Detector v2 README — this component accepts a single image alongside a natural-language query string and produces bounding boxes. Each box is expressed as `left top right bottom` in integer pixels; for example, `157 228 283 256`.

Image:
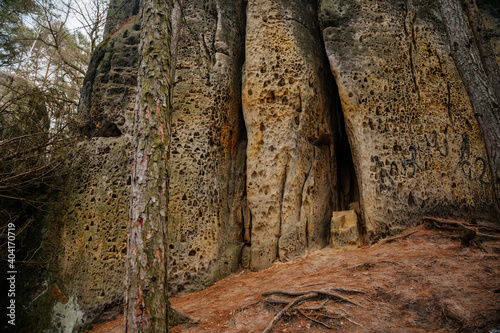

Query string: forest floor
90 223 500 332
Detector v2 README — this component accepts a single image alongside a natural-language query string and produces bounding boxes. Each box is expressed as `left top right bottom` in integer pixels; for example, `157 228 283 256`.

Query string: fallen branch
375 230 420 246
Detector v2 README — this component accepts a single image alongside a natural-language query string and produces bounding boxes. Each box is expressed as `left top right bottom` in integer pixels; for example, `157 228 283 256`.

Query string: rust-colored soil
91 226 500 332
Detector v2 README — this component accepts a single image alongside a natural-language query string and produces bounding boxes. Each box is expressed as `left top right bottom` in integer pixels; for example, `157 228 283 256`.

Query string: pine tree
124 0 187 331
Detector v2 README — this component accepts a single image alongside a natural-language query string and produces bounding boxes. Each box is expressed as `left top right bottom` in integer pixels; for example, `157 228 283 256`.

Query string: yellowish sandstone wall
320 0 496 238
243 0 339 270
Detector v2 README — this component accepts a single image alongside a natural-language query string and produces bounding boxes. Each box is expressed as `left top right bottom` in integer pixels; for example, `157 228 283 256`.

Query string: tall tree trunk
124 0 177 331
438 0 500 215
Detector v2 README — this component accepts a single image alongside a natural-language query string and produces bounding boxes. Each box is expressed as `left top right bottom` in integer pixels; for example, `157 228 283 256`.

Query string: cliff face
19 17 141 333
243 0 339 270
24 0 498 331
167 0 247 294
320 0 496 237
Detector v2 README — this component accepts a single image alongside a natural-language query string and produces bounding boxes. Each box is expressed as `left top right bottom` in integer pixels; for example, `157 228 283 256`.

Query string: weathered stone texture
243 0 338 271
167 0 247 294
56 137 132 330
77 17 141 138
20 1 500 330
320 0 496 239
330 210 360 249
40 14 140 330
104 0 140 36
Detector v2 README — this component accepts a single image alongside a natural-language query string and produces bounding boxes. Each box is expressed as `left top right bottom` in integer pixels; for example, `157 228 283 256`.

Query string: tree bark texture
125 0 173 331
438 0 500 215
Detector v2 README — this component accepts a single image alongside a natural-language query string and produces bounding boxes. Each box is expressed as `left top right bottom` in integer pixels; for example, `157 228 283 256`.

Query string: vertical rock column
243 0 338 271
167 0 247 294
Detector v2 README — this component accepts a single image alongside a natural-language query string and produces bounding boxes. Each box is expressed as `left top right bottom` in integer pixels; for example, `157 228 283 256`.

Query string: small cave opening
327 73 367 244
237 0 249 253
333 93 360 212
317 23 363 238
237 91 249 248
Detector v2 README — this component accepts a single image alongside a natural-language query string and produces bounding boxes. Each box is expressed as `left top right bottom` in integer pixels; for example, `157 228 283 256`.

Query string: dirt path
91 226 500 332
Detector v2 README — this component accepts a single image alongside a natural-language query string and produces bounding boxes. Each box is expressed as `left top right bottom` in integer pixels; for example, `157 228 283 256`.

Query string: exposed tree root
264 298 290 305
263 292 318 333
262 287 365 297
296 309 332 329
423 216 500 253
168 307 195 328
424 216 500 240
262 288 364 332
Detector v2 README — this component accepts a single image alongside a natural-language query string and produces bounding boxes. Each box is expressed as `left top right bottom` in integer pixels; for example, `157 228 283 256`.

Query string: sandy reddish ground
90 225 500 332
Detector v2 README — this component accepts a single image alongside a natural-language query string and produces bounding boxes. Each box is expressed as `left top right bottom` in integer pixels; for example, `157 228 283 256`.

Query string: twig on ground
375 230 420 246
296 309 332 329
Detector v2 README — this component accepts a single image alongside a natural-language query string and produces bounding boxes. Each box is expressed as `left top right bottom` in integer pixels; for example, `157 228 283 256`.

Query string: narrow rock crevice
316 9 362 234
404 0 421 101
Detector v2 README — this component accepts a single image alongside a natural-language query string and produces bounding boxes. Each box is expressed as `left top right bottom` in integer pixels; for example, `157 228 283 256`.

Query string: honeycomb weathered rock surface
19 1 500 331
243 0 339 270
39 15 141 331
167 0 247 294
320 0 496 239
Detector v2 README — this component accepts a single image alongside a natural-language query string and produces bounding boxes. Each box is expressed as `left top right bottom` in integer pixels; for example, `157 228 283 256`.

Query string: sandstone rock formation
17 0 499 331
54 15 141 327
22 14 141 332
243 0 339 270
320 0 496 238
54 137 132 331
167 0 247 294
479 1 500 65
77 12 140 137
331 209 360 249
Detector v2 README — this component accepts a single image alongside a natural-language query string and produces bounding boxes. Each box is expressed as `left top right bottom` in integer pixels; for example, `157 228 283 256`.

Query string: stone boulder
330 210 361 249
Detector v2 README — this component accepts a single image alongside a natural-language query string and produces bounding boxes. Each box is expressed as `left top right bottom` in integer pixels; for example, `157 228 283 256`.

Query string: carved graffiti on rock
424 124 449 157
372 124 489 193
456 133 489 184
393 143 422 178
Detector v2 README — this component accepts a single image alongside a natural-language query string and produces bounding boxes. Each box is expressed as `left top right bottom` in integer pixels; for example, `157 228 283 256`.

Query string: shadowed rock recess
17 0 498 331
